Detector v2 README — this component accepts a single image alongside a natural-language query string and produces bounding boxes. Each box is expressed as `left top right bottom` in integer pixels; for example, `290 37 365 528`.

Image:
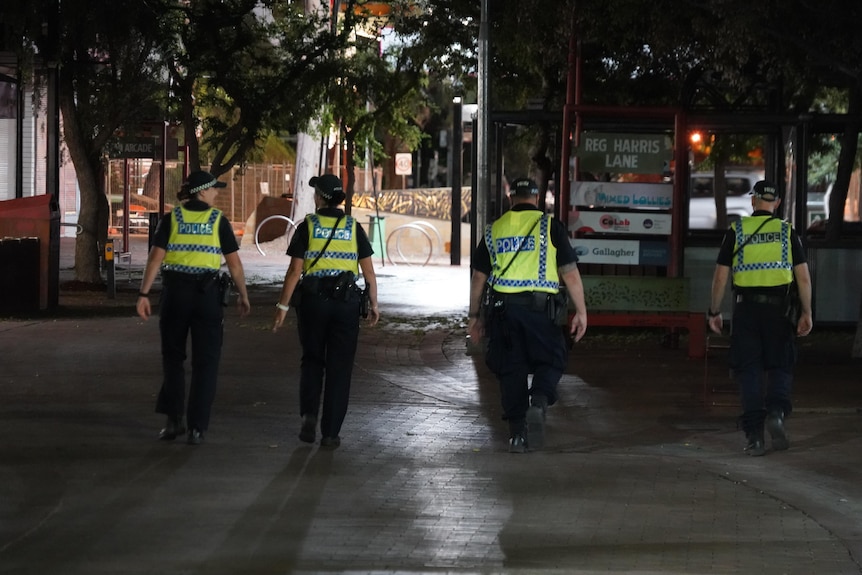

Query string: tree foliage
7 0 862 280
2 0 170 282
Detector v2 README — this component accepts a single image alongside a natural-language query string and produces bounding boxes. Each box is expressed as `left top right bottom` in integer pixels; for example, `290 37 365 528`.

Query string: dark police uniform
472 202 579 447
715 210 806 446
286 207 374 443
150 197 240 436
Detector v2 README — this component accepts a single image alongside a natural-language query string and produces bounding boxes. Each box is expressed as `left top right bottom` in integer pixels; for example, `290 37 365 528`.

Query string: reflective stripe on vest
303 214 359 277
731 216 793 287
162 206 223 274
485 211 559 294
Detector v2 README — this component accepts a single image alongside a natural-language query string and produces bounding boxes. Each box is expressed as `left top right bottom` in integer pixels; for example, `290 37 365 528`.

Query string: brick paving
0 237 860 574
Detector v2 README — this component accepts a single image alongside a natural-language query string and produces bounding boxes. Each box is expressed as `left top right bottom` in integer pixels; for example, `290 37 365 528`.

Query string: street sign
395 153 412 176
108 137 157 159
575 132 672 174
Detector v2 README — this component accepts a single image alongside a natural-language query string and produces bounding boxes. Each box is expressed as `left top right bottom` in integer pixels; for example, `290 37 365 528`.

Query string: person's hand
136 296 151 320
797 311 813 336
467 316 483 342
272 307 287 333
236 294 251 318
366 305 380 327
708 313 723 334
569 311 587 343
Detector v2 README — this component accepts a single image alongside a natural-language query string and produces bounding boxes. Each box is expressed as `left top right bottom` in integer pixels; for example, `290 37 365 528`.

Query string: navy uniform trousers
156 272 224 432
296 288 361 439
730 299 796 434
484 296 568 423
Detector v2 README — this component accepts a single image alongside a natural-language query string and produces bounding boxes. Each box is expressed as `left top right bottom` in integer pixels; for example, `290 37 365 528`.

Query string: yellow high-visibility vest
731 216 793 287
485 211 559 294
162 206 223 274
304 214 359 277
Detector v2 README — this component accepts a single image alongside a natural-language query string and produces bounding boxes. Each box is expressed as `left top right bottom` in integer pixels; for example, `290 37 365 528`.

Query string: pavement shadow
192 445 333 574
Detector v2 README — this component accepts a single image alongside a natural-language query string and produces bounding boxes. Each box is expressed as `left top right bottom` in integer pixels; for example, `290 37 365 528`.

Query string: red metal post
559 15 579 229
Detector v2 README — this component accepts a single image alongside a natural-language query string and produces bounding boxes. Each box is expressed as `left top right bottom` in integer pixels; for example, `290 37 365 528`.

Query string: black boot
527 394 548 450
508 419 527 453
158 415 185 441
766 409 789 451
530 394 548 420
744 429 766 456
299 414 317 443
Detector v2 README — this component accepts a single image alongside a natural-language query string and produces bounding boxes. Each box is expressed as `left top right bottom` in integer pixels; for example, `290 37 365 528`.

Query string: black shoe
158 416 185 441
744 431 766 456
526 405 545 450
320 436 341 449
187 428 204 445
299 415 317 443
530 394 548 420
508 433 527 453
766 411 789 451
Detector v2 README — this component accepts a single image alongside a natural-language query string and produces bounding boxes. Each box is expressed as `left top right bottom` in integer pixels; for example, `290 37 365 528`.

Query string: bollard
368 215 387 266
105 239 116 299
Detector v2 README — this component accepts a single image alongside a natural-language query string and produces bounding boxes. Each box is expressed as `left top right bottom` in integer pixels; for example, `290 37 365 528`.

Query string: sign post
395 152 412 189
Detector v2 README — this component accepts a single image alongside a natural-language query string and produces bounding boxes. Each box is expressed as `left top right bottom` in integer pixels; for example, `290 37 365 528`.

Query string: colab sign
569 210 672 236
576 132 672 174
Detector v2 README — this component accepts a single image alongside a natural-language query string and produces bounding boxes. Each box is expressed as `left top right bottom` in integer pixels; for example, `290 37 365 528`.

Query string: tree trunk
59 72 107 284
344 129 356 216
530 124 555 212
71 159 109 285
292 130 322 222
826 86 860 242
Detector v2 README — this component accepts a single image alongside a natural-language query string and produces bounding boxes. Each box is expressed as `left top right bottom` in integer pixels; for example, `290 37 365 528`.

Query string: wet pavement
0 236 861 574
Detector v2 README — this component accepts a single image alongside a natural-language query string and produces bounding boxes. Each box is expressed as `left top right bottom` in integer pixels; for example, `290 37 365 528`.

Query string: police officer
468 177 588 453
137 170 251 445
272 173 380 449
708 180 813 456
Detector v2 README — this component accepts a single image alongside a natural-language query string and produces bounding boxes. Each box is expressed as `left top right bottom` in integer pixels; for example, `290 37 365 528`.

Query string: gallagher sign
570 238 669 266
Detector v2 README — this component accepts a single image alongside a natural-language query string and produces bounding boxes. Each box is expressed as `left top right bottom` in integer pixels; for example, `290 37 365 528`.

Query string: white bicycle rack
386 222 442 266
254 214 297 256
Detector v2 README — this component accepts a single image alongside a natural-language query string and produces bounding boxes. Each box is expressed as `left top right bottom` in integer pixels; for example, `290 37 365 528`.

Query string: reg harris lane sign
576 132 672 174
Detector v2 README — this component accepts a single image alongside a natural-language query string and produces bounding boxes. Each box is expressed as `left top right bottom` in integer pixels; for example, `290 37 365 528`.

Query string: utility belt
292 272 369 318
162 269 219 284
301 273 357 300
495 291 550 310
735 285 800 326
486 289 569 325
162 269 232 306
735 293 785 306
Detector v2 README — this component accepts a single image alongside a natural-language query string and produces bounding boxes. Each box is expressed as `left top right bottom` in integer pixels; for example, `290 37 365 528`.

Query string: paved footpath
0 237 861 574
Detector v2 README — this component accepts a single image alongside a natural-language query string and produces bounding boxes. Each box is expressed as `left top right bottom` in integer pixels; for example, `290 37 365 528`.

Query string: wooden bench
578 275 706 358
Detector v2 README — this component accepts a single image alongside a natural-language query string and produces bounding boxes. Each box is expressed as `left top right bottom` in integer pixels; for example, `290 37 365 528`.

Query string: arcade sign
108 137 157 159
